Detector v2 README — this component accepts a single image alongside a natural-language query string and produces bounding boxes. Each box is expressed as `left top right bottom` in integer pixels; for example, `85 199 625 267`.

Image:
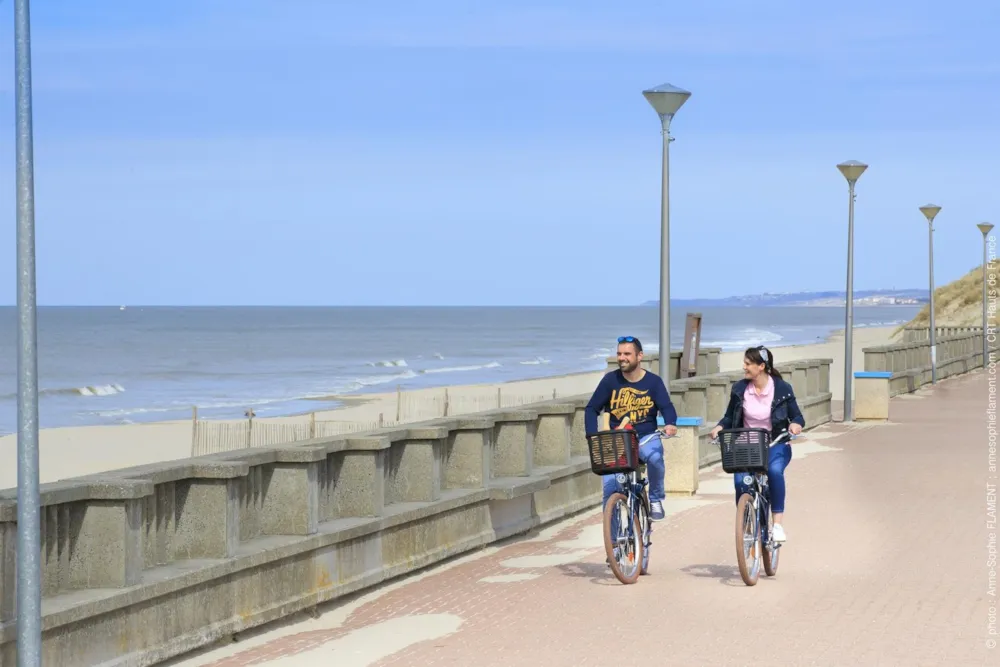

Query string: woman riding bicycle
709 345 804 543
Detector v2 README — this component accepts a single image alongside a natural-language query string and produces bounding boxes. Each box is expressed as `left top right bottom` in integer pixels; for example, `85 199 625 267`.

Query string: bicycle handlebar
709 428 798 447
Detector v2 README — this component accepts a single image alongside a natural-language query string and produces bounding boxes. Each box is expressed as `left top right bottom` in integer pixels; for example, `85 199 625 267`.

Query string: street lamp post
920 204 942 383
978 222 994 367
13 0 43 665
836 160 868 423
642 83 691 379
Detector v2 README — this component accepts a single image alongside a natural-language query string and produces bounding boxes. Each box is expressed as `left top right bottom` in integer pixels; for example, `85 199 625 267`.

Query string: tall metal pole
14 0 42 664
985 232 990 365
843 181 856 422
658 124 671 379
980 223 994 366
928 219 937 383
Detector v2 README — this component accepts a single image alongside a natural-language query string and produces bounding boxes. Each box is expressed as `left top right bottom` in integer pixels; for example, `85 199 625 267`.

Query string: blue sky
0 0 996 306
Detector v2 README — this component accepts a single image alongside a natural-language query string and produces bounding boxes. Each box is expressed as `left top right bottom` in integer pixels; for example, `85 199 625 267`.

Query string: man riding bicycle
585 336 678 520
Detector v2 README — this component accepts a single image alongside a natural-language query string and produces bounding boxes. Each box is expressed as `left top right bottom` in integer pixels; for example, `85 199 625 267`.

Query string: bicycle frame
716 429 795 585
605 432 672 578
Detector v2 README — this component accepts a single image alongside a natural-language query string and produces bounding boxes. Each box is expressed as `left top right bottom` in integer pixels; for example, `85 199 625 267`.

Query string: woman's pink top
742 376 774 430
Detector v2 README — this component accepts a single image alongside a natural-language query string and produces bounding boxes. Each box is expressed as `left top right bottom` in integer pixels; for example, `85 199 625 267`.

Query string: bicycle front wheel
735 492 761 586
603 492 644 585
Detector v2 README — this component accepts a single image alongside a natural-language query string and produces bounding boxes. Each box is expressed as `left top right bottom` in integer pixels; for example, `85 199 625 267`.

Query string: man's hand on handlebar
658 424 677 437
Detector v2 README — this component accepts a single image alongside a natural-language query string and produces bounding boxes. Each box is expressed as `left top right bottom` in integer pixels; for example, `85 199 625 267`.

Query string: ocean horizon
0 305 920 434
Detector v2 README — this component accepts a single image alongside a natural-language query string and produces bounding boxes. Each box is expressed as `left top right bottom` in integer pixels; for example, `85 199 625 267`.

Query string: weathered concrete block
854 371 891 421
533 408 573 467
323 449 385 520
262 462 321 536
385 439 441 504
443 419 491 490
491 412 536 477
174 478 240 560
681 380 709 423
706 377 730 426
64 499 144 589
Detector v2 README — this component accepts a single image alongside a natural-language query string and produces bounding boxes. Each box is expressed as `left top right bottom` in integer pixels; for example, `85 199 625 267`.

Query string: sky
0 0 996 306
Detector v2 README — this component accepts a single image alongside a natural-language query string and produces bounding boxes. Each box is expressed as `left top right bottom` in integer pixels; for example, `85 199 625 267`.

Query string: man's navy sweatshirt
584 369 678 438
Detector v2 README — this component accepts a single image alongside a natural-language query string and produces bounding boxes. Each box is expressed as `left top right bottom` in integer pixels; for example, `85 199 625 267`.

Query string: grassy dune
896 265 986 333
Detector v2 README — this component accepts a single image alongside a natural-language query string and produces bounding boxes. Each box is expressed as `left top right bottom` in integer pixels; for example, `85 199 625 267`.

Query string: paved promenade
166 370 994 667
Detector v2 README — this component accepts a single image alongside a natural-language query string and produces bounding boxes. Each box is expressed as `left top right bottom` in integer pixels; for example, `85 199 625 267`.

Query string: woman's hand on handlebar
789 423 802 436
709 424 722 440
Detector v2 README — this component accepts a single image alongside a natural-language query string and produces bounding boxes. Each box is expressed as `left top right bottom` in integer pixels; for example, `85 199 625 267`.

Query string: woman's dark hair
744 345 783 380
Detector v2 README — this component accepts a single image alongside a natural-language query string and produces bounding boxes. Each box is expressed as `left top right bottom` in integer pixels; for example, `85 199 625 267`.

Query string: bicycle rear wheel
603 492 644 585
735 493 761 586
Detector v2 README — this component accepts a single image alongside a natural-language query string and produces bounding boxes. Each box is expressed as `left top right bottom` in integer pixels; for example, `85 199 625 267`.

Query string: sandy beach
0 325 899 490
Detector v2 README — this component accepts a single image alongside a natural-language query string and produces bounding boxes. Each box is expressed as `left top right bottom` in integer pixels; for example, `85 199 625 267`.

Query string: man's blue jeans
733 442 792 513
601 433 666 508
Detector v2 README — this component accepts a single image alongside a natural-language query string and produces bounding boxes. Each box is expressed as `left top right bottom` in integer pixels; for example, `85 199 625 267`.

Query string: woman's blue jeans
733 442 792 513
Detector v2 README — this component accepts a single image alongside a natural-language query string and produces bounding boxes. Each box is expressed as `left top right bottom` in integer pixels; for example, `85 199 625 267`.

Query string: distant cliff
896 265 987 330
642 288 928 308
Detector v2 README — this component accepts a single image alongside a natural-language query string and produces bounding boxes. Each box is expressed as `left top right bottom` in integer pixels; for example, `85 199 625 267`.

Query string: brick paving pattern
183 371 994 667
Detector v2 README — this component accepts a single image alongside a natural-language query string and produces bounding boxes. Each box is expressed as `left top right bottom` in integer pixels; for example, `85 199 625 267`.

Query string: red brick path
179 371 995 667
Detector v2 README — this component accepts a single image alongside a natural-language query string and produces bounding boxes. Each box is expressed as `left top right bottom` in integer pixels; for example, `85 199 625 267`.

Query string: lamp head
979 222 994 236
919 204 941 223
642 83 691 128
836 160 868 185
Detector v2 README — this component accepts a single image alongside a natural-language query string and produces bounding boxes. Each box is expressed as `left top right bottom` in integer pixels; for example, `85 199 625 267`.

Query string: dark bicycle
585 428 661 584
713 427 794 586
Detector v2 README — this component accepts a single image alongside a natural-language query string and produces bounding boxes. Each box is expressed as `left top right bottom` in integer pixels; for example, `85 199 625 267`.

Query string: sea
0 305 920 434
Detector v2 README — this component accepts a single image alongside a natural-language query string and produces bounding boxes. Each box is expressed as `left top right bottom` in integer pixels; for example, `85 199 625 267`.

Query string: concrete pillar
384 430 444 505
322 440 387 521
443 418 493 490
532 404 574 468
706 377 731 427
260 446 326 536
854 371 892 421
665 417 702 496
491 410 537 478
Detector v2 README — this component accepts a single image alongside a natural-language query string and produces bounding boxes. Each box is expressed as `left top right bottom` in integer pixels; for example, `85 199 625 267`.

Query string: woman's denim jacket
716 376 806 440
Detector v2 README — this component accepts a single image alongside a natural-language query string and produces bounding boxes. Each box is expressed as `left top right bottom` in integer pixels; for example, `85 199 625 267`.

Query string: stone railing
900 325 983 343
0 355 831 666
863 331 990 397
604 347 722 378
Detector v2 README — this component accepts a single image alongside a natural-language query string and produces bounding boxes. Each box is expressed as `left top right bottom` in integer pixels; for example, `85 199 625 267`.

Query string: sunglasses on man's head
618 336 637 343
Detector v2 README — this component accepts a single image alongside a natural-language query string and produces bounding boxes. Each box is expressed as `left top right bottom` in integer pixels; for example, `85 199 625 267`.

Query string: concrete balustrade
901 325 983 343
863 331 993 396
605 347 722 378
0 355 845 666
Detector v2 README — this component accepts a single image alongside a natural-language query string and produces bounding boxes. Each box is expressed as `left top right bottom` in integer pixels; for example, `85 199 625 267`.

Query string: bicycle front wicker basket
586 429 640 475
718 428 771 474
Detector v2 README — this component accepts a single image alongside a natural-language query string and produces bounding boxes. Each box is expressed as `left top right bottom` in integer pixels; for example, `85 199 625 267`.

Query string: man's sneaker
650 500 665 521
771 523 787 542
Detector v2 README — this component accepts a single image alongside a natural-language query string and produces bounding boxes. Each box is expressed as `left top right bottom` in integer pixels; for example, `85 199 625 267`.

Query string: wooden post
443 388 450 417
497 386 501 409
191 406 199 454
309 411 316 438
396 385 402 421
378 412 384 428
245 408 255 449
680 313 703 378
